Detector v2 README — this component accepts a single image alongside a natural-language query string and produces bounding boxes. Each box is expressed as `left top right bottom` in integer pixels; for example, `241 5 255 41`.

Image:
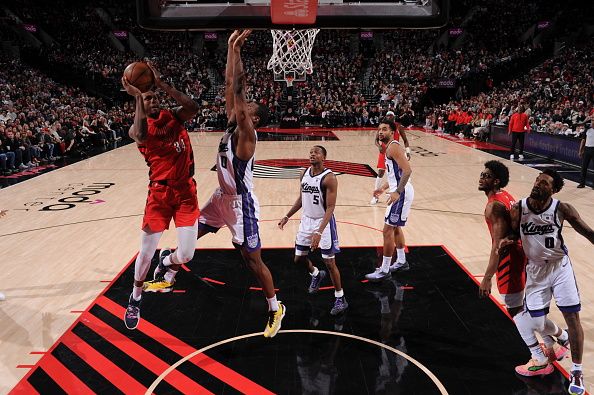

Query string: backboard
137 0 450 31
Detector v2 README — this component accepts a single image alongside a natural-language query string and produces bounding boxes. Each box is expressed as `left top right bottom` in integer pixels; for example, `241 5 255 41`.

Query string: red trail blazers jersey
137 109 194 181
486 190 526 295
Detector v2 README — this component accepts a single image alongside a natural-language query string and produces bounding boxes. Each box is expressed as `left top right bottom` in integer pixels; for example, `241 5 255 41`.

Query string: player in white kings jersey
279 146 348 316
197 30 285 338
500 169 594 394
366 119 414 282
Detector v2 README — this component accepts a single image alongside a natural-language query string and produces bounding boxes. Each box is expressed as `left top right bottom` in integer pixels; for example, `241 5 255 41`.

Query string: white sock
381 256 391 273
164 269 178 283
396 248 406 263
335 289 344 298
374 176 383 190
543 335 555 348
267 295 279 312
311 266 320 277
558 329 569 342
571 363 583 372
132 286 142 301
163 253 175 267
529 344 548 364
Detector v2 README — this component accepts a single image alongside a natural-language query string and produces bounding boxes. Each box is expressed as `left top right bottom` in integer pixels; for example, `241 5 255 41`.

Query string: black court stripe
28 367 67 395
51 342 123 395
72 320 180 395
88 304 234 394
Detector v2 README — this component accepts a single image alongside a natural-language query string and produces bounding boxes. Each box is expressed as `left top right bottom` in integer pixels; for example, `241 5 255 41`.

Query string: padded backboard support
137 0 450 30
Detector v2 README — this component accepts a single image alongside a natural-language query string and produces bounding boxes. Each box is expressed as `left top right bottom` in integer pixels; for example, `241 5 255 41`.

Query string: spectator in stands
508 105 530 160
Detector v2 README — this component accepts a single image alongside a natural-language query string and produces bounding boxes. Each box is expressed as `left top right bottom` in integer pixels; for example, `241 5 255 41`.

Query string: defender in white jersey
500 169 594 394
279 146 347 316
366 120 415 282
197 30 285 338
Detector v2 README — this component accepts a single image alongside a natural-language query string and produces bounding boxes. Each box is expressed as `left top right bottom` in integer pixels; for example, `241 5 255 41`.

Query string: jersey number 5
313 195 320 205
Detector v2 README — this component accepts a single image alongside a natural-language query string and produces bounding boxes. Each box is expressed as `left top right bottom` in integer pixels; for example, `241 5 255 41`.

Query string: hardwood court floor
0 128 592 393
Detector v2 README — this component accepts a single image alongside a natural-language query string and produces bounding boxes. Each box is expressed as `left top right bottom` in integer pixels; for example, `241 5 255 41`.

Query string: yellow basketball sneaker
143 277 175 293
263 302 286 338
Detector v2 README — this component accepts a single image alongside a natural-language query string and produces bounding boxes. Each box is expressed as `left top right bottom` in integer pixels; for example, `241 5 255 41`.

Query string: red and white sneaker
515 358 554 377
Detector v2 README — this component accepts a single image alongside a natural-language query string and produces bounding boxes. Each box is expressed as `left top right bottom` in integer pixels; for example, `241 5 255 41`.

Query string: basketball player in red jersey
478 160 568 362
121 63 200 330
371 111 410 204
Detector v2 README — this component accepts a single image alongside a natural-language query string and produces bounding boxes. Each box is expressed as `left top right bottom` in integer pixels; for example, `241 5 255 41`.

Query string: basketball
123 62 154 93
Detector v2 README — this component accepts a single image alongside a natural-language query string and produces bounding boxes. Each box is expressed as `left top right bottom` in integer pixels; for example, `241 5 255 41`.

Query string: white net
267 29 320 78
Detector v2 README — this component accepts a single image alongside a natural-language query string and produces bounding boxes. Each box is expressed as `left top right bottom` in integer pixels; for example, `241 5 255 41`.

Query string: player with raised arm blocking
196 30 285 338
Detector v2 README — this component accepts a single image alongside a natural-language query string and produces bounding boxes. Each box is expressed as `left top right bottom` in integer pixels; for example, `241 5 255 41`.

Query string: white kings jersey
216 125 256 195
301 168 333 219
385 140 411 193
519 198 568 262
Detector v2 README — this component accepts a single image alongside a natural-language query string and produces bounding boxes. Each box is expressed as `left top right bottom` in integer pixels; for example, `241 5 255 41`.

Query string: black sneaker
154 248 172 279
577 184 585 189
330 296 348 316
389 261 410 272
124 294 141 330
308 270 327 294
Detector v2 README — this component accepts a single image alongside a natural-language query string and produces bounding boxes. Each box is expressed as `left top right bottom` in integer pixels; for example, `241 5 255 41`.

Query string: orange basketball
123 62 154 93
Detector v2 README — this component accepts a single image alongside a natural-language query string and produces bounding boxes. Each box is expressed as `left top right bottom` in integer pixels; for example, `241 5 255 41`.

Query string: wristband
405 147 411 154
314 231 322 236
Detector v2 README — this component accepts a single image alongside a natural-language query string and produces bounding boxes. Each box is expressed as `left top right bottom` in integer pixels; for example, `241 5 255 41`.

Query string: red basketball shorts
142 179 199 232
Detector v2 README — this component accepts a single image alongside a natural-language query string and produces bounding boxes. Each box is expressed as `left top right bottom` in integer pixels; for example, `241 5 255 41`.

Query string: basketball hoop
267 29 320 85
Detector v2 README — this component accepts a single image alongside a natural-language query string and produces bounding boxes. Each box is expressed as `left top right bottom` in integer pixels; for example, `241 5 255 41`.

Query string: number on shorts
545 237 555 248
220 156 227 169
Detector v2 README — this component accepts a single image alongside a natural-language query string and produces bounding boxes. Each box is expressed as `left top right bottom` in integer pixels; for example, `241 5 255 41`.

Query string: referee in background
578 121 594 188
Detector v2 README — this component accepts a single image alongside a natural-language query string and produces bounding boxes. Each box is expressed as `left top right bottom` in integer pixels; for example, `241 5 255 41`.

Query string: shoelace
126 306 139 319
571 372 583 386
267 311 276 327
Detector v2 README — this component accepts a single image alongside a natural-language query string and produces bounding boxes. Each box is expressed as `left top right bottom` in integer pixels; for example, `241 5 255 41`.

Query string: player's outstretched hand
146 62 166 90
232 30 252 52
121 76 142 97
228 30 241 46
278 216 289 230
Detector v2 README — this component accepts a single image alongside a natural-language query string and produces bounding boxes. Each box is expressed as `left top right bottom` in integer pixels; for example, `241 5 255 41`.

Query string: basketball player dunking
478 161 568 368
371 111 410 204
278 145 348 316
366 119 414 281
500 169 594 394
196 30 285 338
121 64 200 330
